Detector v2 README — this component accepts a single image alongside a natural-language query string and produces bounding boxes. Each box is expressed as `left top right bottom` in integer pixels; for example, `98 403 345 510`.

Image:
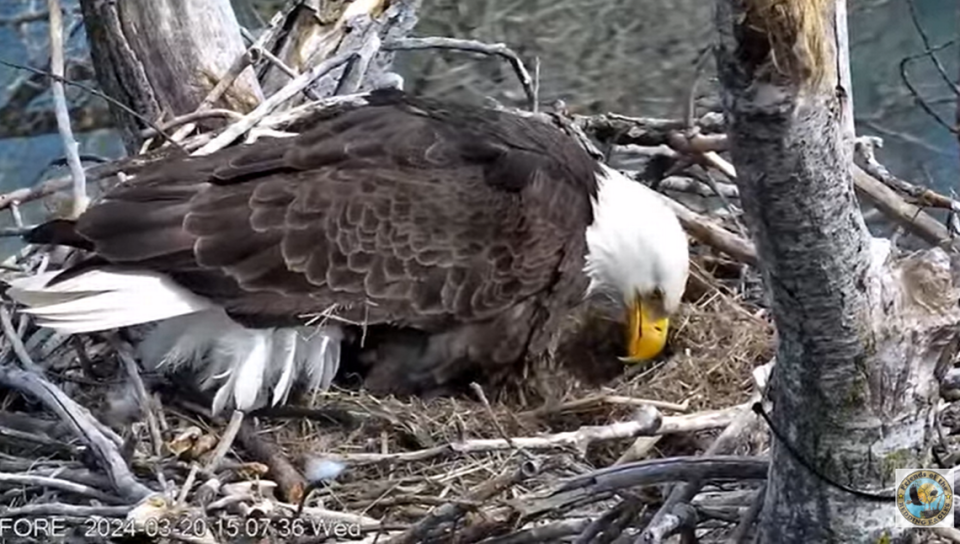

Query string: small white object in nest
304 458 346 483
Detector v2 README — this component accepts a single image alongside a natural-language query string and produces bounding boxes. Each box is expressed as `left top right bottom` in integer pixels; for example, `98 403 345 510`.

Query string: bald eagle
7 89 689 414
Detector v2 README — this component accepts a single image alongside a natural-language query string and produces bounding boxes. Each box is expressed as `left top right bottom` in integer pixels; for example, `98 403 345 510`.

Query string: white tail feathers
139 308 344 414
8 269 345 413
7 269 214 333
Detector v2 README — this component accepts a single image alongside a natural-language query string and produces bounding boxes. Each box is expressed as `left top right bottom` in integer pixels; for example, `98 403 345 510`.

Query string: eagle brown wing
73 91 600 329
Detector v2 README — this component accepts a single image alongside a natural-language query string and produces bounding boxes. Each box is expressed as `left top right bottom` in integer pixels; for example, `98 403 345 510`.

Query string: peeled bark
715 0 960 541
78 0 263 152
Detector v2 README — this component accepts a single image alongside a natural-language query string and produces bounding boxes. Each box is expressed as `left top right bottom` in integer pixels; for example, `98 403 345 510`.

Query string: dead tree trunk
715 0 960 541
78 0 263 152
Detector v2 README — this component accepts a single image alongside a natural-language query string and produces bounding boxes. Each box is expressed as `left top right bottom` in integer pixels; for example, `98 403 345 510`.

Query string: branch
383 37 537 111
905 0 960 96
0 58 185 151
511 456 768 519
47 0 88 218
237 418 307 504
663 196 758 266
0 472 121 504
384 463 538 544
0 105 113 140
332 404 744 465
0 11 51 26
855 136 960 211
0 365 153 502
900 41 959 135
0 503 132 518
852 165 956 249
193 51 357 155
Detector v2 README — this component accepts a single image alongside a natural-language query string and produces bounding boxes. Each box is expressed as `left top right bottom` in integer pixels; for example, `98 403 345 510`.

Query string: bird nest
0 240 774 543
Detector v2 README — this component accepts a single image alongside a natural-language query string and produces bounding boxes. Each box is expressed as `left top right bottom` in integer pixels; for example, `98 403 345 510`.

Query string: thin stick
0 503 133 517
469 382 514 448
111 338 163 457
730 483 766 544
205 410 244 472
521 394 689 418
0 306 44 376
385 463 536 544
383 37 536 111
639 401 758 541
334 404 744 464
46 0 88 217
0 59 185 152
177 464 199 506
194 51 357 156
0 472 121 504
140 109 243 139
0 365 152 502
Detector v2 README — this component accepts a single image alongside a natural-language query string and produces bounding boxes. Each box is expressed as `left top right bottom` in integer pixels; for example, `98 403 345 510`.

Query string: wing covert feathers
68 90 600 329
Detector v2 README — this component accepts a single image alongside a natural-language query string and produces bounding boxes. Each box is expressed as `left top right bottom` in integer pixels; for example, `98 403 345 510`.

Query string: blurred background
0 0 956 254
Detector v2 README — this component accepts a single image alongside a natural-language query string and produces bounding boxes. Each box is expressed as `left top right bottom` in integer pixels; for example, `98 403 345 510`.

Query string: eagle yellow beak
620 293 670 363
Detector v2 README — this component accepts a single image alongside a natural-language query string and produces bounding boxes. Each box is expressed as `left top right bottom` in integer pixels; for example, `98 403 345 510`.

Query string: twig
237 419 307 504
852 165 956 249
0 59 185 152
0 472 122 504
657 176 739 199
522 393 689 419
0 425 76 454
140 109 244 139
335 29 382 96
46 0 88 218
905 0 959 96
194 51 357 155
383 37 536 111
574 497 645 544
481 519 593 544
205 410 243 472
335 404 743 464
385 462 539 544
470 382 514 448
0 11 51 26
637 503 697 544
0 503 133 517
111 338 163 457
517 456 768 519
899 41 959 134
0 306 45 376
177 464 199 506
854 136 960 211
639 402 758 541
730 483 766 544
164 21 298 144
0 365 153 502
662 197 758 266
239 27 313 91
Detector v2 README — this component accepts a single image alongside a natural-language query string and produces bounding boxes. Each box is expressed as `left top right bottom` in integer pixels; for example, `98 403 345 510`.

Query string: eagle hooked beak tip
619 292 670 364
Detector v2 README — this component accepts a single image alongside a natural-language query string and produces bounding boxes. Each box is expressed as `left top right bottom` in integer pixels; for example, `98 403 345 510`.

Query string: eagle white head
584 164 690 362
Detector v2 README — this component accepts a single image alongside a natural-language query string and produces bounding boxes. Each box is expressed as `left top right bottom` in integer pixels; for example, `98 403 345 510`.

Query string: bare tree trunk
715 0 960 541
78 0 263 152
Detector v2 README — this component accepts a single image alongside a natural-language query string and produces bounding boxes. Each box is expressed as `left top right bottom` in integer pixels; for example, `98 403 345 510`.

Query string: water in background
0 0 956 258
